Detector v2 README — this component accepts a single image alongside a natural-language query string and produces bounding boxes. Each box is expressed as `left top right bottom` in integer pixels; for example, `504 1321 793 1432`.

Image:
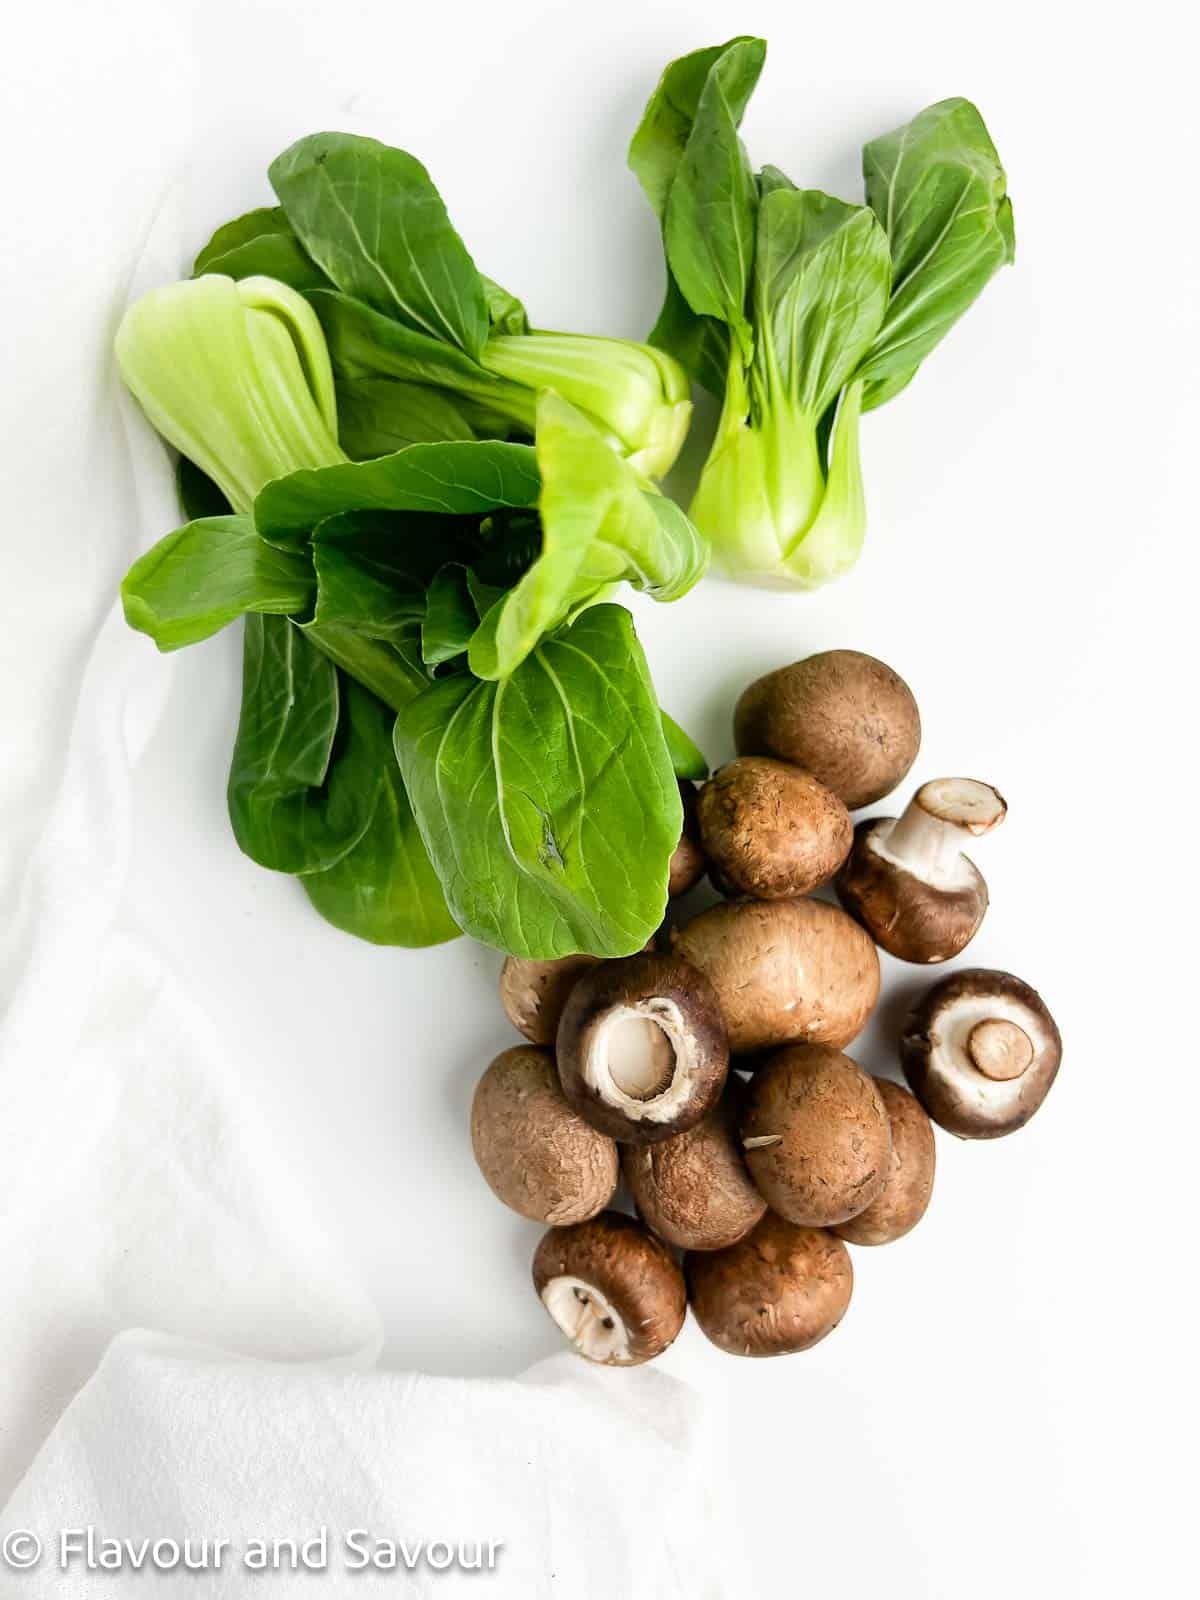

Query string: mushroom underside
902 970 1062 1138
586 1002 695 1120
540 1275 631 1363
557 954 729 1142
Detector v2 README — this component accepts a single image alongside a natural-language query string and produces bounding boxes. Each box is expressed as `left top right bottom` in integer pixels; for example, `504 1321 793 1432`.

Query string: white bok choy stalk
115 274 346 515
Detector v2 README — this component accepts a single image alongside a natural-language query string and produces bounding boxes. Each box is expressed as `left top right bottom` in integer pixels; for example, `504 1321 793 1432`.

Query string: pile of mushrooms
471 649 1062 1365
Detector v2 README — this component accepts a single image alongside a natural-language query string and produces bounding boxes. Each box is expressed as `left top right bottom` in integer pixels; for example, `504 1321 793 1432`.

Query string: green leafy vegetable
628 37 764 395
185 131 691 478
309 290 538 431
467 392 707 679
477 332 691 480
228 616 367 875
309 511 436 645
335 377 478 459
117 268 700 953
121 514 315 650
481 276 530 337
687 188 889 587
253 437 539 549
421 564 478 665
303 620 429 714
661 45 759 358
229 623 454 951
192 206 333 295
631 41 1014 586
395 605 681 958
192 206 331 290
858 98 1016 412
270 133 491 356
193 207 291 273
302 685 459 946
660 710 708 780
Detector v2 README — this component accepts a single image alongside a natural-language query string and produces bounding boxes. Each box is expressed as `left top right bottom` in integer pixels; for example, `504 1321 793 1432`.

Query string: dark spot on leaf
540 817 565 871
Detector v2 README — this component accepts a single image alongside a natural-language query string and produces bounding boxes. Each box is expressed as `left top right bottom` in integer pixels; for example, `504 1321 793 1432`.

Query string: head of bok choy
629 38 1015 587
115 269 707 959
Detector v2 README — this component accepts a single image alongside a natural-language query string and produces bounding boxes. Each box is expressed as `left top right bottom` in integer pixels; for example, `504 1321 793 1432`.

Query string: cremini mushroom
668 780 707 898
697 757 852 900
686 1213 853 1357
837 777 1007 963
500 954 600 1046
734 649 921 809
671 898 879 1054
901 969 1062 1138
832 1079 936 1245
556 952 728 1143
532 1211 686 1365
623 1084 766 1251
740 1045 892 1227
470 1046 618 1225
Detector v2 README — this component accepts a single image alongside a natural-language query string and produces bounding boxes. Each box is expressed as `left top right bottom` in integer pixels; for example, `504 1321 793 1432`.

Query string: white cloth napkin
0 8 718 1593
2 1333 717 1598
0 135 383 1507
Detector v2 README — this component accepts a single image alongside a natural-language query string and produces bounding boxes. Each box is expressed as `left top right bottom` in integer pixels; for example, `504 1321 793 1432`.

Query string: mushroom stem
882 778 1006 883
570 1287 613 1341
541 1275 627 1361
967 1018 1033 1081
605 1015 676 1100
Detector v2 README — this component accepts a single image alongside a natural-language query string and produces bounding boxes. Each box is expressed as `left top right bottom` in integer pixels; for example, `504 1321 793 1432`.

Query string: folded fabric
1 1332 723 1598
0 161 382 1502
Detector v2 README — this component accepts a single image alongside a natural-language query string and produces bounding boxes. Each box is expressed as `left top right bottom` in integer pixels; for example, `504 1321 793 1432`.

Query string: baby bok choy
193 131 692 480
630 37 1015 587
116 270 706 958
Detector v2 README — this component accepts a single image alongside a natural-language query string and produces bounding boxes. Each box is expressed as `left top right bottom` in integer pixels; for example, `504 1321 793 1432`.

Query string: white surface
3 0 1197 1595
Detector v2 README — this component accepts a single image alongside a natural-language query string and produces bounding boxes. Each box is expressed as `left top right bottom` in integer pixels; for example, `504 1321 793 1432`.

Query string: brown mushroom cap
532 1211 686 1365
832 1079 936 1245
687 1213 853 1357
697 757 852 900
901 969 1062 1139
733 650 920 809
471 1047 619 1225
556 953 729 1143
500 954 600 1045
836 778 1006 964
623 1083 767 1251
671 898 880 1054
741 1045 891 1227
668 780 707 898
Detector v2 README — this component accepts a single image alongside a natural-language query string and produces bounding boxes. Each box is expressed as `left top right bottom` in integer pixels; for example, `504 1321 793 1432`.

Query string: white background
10 0 1199 1594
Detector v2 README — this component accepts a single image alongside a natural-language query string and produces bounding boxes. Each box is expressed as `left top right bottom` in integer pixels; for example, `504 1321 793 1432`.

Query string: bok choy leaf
301 683 459 947
121 515 314 650
467 392 707 679
394 605 681 959
857 98 1016 411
